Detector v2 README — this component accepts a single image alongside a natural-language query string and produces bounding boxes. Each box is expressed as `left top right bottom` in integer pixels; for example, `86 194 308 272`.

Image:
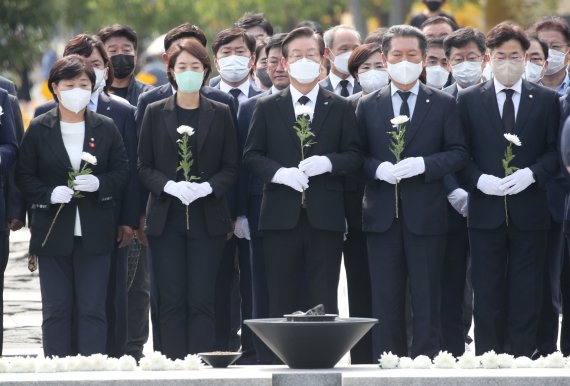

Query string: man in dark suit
211 27 262 353
235 33 288 364
320 25 362 97
0 88 21 355
439 27 487 356
357 25 468 359
244 26 361 326
134 24 239 356
457 22 560 357
0 77 16 97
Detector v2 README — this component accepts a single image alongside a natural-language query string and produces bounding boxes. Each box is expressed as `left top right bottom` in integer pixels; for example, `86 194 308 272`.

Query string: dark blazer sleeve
529 93 560 188
457 91 484 191
116 104 139 228
356 96 381 181
0 91 19 174
6 95 25 222
236 99 255 216
325 99 362 175
96 122 130 203
138 104 170 197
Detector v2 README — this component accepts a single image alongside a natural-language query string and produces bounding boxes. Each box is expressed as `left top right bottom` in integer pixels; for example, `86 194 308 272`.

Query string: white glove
234 216 251 240
499 168 535 195
476 174 505 196
375 162 397 184
73 174 100 192
447 188 468 217
50 186 74 204
189 182 213 199
271 167 309 192
393 157 425 179
164 180 193 205
298 156 332 177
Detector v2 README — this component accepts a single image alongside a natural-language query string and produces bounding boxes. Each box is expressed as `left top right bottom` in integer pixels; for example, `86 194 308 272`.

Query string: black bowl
244 317 377 369
198 352 242 368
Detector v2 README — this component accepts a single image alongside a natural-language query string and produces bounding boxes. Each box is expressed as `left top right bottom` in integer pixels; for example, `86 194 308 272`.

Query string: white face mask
59 87 91 114
525 61 544 83
94 67 107 91
545 48 567 76
491 59 525 87
217 55 251 83
387 60 423 85
358 69 389 93
426 65 449 89
288 58 321 84
333 51 352 74
452 61 483 88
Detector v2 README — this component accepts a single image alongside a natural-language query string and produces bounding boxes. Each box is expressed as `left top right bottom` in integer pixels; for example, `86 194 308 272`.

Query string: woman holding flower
16 55 129 357
138 39 238 359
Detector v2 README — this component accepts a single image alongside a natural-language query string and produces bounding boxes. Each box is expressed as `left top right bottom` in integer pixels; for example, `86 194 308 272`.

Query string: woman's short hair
348 43 383 79
166 39 212 89
48 55 95 102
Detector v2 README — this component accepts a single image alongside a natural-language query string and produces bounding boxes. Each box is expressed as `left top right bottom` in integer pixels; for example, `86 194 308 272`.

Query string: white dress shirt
290 83 320 121
494 77 522 120
390 81 420 119
60 121 85 236
329 72 356 96
220 78 251 104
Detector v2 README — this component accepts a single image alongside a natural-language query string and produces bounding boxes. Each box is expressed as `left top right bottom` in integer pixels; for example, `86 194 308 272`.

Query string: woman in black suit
138 39 238 359
16 55 129 357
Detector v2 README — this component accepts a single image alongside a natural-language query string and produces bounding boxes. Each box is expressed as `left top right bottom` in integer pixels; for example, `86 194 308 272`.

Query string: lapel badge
426 99 430 103
324 101 329 105
529 94 533 99
88 137 96 149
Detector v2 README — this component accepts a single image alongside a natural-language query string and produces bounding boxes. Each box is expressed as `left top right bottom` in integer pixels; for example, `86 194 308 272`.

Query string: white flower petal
118 355 137 371
81 152 98 165
184 354 203 370
433 351 456 369
398 357 414 369
498 353 515 368
177 125 195 136
458 352 480 369
390 115 410 125
545 351 565 368
413 355 432 369
503 133 521 146
379 351 399 369
480 350 500 369
515 356 534 368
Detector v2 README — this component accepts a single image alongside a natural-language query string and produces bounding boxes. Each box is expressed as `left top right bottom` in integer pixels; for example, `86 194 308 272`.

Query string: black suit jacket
5 95 25 225
0 76 16 97
138 95 239 237
457 80 560 230
35 94 140 228
16 109 129 256
357 83 468 235
243 86 362 233
319 76 362 96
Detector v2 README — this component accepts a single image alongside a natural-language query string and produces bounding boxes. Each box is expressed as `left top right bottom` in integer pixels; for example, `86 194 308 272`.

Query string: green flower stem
177 132 200 230
293 115 316 207
502 143 518 227
388 123 406 219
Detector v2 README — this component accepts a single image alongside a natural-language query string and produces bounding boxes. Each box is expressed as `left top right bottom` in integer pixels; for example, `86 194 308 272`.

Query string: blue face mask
175 70 204 93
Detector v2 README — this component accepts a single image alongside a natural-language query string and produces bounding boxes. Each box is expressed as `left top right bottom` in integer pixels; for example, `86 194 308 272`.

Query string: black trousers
263 209 343 319
470 224 546 357
441 216 469 357
126 241 150 360
0 230 8 355
38 237 111 357
536 220 564 355
149 203 225 359
367 218 445 359
343 227 373 364
561 234 570 355
106 243 128 357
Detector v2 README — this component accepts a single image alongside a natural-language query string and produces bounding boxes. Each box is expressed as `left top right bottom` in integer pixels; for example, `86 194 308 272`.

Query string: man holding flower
356 25 467 359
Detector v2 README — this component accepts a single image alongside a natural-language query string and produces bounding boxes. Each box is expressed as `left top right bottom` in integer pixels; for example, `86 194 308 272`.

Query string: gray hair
323 25 362 49
382 25 427 55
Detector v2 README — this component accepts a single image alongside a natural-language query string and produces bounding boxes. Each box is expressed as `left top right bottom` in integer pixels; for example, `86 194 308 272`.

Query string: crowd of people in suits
2 0 570 366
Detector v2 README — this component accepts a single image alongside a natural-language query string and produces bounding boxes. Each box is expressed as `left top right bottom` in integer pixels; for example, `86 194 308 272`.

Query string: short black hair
48 55 95 102
235 12 273 36
164 23 207 50
427 37 444 51
63 34 114 94
265 33 287 57
420 16 458 32
282 27 325 58
364 28 388 45
382 25 427 55
532 16 570 45
486 22 530 52
443 27 486 58
212 27 256 56
526 32 549 60
97 24 138 51
348 43 383 79
255 37 269 61
295 20 324 36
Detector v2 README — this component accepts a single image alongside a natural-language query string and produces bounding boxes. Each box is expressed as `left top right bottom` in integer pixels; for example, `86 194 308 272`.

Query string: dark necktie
502 89 515 133
340 79 350 97
297 95 310 120
229 88 241 107
397 90 411 117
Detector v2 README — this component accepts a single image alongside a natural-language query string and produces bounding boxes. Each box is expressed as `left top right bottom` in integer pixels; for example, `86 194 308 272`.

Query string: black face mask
425 1 442 12
256 68 273 88
111 54 135 79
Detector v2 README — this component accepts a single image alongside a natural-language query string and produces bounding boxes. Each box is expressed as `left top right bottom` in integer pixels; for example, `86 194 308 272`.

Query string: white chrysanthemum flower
176 125 195 136
184 354 203 370
50 357 68 372
433 351 456 369
140 352 170 371
533 356 547 368
106 358 120 371
545 352 565 368
390 115 410 126
398 357 414 369
503 133 521 146
294 104 312 117
64 356 80 372
413 355 432 369
480 351 500 369
117 355 137 371
169 359 186 371
88 354 108 371
457 352 480 369
498 353 515 368
81 152 98 165
514 356 534 368
378 351 399 369
35 358 56 373
75 355 93 371
9 357 33 373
